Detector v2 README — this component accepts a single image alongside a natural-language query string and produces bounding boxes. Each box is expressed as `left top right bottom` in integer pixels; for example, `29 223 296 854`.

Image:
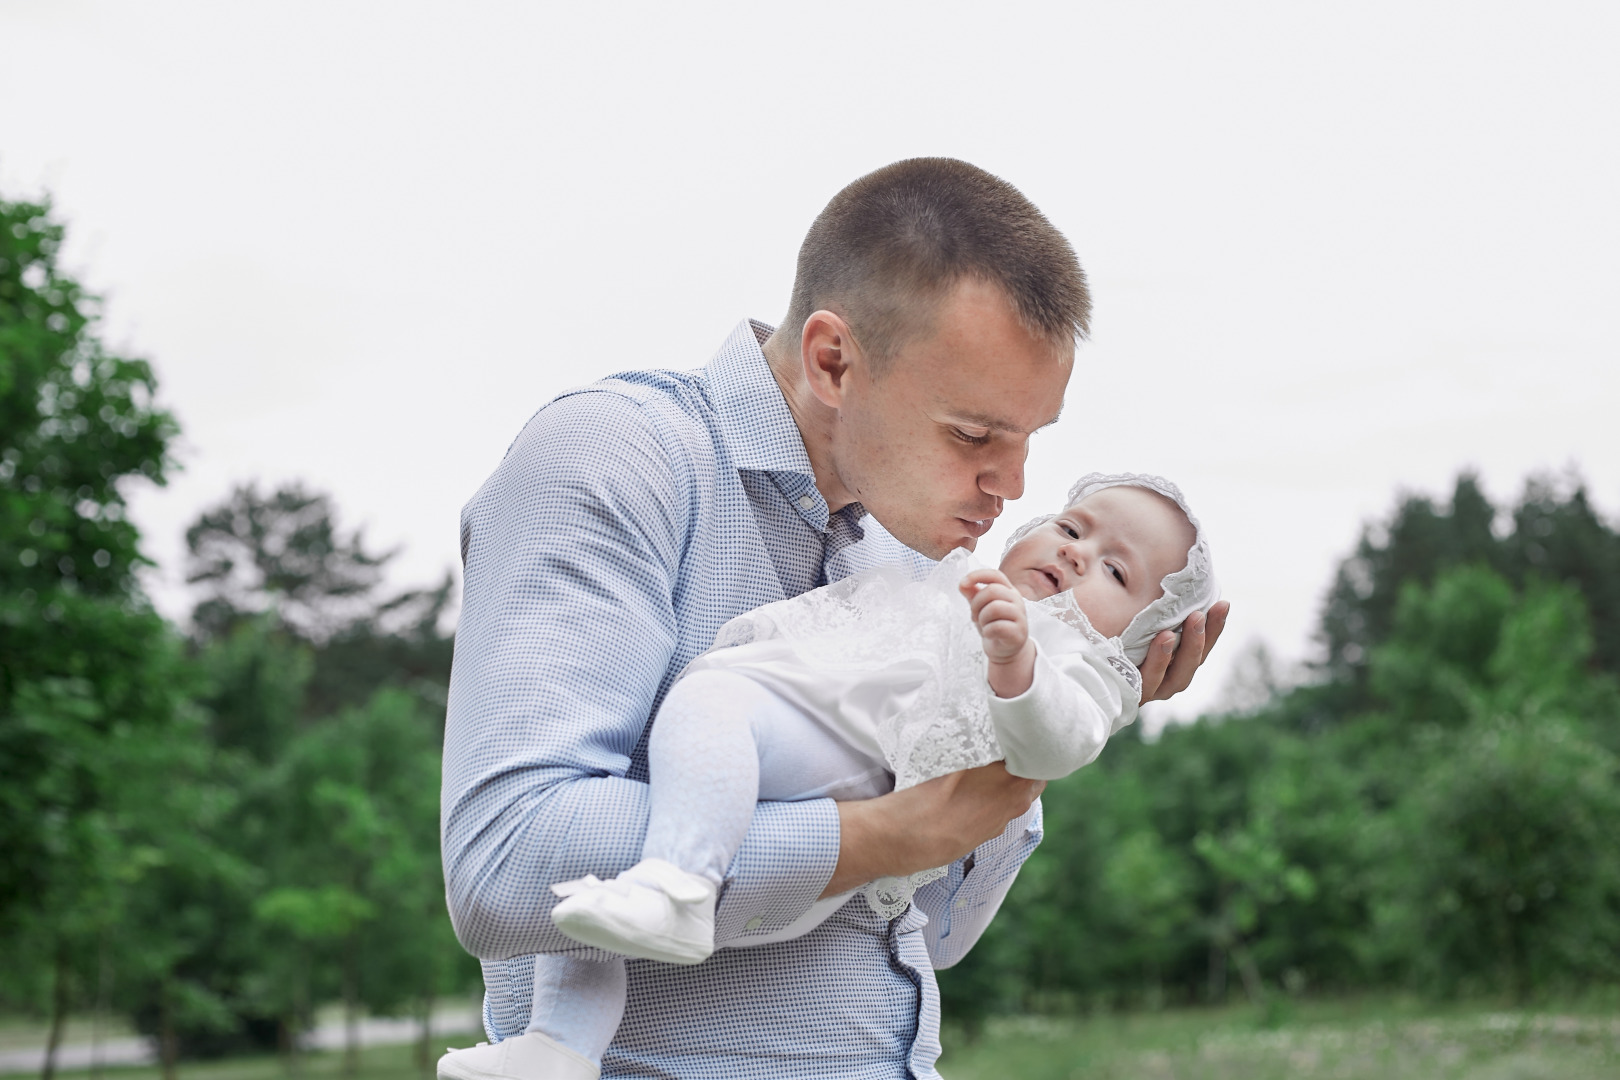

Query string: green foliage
0 198 176 608
1 191 471 1073
1318 471 1620 692
1378 720 1620 998
0 195 195 1064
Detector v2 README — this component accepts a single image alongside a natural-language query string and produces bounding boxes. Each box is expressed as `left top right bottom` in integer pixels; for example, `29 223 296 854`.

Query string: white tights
530 668 890 1062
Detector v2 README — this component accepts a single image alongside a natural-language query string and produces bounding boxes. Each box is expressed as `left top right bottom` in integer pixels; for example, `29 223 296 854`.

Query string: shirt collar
704 319 818 478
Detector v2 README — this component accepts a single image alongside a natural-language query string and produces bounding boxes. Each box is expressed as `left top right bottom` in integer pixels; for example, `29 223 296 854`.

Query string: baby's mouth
1039 568 1062 594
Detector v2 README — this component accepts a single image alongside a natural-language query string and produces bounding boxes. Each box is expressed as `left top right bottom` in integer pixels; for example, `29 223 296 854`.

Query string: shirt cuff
713 796 841 945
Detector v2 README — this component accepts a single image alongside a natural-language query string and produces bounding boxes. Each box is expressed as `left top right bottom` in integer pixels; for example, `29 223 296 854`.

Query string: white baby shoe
436 1031 599 1080
550 858 717 965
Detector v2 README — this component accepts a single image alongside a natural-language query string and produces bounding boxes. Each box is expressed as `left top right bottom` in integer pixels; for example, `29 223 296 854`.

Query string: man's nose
978 442 1027 502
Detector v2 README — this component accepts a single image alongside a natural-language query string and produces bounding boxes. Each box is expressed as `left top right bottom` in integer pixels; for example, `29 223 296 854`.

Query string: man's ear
800 310 859 410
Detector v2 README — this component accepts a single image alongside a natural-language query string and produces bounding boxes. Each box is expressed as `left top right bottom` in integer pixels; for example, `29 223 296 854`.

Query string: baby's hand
959 569 1036 697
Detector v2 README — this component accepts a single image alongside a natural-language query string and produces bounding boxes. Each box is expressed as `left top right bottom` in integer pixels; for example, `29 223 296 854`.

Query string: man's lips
956 517 995 538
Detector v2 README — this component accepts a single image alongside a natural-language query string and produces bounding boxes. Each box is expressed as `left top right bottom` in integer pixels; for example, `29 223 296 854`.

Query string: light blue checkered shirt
443 320 1043 1079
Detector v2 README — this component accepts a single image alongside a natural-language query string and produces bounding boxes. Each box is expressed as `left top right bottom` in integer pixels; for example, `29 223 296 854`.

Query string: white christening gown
680 547 1144 916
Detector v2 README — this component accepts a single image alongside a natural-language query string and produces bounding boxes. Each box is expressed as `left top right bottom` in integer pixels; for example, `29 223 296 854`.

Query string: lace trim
709 549 1006 792
1107 654 1144 697
862 865 948 920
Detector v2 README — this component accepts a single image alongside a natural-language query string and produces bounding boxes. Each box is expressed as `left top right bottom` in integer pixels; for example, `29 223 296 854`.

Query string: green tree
1317 471 1620 694
1362 568 1620 998
0 193 185 1077
250 690 470 1076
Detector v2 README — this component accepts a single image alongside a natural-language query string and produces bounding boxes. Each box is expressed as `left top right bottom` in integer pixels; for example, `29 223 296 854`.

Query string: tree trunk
1143 962 1164 1012
342 935 360 1078
91 934 111 1080
1231 943 1267 1005
285 1011 307 1078
39 946 70 1080
288 956 310 1079
158 981 179 1080
1206 942 1227 1003
415 994 434 1075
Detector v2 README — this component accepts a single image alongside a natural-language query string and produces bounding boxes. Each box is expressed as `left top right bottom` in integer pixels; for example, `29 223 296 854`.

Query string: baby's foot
436 1031 598 1080
550 858 717 965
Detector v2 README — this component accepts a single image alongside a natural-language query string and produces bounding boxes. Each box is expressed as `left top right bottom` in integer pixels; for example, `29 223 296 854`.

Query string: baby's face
999 485 1196 638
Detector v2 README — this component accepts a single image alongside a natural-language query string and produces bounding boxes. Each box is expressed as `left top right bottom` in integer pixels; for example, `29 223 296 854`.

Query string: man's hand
959 568 1035 698
821 762 1044 898
1137 600 1231 702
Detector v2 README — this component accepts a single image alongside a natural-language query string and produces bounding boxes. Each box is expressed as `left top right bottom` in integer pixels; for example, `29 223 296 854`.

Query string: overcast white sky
3 0 1617 723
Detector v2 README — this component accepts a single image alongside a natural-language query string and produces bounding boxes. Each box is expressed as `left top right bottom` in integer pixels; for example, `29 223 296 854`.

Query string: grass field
2 1032 484 1080
10 998 1620 1078
939 997 1620 1080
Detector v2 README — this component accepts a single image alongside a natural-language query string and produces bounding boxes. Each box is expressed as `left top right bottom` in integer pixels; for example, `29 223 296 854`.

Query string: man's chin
865 511 988 559
926 530 980 559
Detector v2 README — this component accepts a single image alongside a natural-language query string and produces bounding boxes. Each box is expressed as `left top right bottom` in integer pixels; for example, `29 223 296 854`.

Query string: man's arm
823 762 1044 898
442 390 840 958
912 800 1044 969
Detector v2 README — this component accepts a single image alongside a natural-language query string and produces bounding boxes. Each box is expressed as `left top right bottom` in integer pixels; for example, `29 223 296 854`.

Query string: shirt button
954 898 970 909
797 495 815 511
744 915 765 931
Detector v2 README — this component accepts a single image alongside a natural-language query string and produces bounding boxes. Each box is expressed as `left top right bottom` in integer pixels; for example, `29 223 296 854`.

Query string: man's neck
762 330 859 514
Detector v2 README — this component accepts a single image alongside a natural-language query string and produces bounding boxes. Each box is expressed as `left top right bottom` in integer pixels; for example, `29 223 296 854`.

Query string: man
442 158 1226 1079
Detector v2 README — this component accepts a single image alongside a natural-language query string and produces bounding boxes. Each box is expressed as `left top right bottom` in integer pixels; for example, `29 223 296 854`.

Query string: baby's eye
1109 564 1126 585
1061 523 1080 539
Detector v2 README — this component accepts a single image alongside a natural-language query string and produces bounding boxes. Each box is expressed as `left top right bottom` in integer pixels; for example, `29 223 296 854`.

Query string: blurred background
2 2 1617 1077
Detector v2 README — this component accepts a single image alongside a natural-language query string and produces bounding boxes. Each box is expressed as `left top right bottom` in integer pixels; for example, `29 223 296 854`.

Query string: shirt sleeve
441 390 838 961
986 629 1141 781
912 799 1044 970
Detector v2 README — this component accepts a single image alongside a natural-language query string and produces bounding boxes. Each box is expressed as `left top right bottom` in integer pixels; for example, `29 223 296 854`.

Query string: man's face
827 278 1072 559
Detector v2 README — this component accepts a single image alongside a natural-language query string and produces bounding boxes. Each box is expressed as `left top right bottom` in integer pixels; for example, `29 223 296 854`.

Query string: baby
439 473 1218 1080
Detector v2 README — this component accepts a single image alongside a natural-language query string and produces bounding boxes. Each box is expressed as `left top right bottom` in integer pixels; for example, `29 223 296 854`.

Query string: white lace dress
680 548 1143 916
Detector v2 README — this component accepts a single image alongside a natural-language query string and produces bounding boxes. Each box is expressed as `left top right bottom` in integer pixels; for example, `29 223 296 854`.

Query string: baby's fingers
966 583 1021 623
958 568 1013 598
974 597 1025 629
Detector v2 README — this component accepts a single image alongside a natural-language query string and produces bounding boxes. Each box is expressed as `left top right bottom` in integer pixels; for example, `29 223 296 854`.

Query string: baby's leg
641 669 778 883
436 957 616 1077
527 954 625 1061
643 667 891 877
550 669 782 965
551 668 889 965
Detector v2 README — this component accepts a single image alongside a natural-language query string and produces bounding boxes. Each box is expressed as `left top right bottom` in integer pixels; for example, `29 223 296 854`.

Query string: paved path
0 1005 481 1075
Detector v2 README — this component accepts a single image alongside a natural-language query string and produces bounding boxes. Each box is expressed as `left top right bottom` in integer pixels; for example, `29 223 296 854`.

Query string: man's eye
953 428 991 445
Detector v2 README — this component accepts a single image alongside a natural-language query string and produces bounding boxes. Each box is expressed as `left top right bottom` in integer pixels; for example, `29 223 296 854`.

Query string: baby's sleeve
985 631 1141 781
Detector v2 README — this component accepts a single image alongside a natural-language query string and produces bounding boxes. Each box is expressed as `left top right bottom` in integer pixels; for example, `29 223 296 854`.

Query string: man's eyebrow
943 408 1063 435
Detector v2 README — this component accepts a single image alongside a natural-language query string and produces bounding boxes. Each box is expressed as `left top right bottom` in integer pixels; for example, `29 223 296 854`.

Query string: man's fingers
1137 629 1176 701
1203 601 1230 657
1137 602 1232 702
1155 610 1206 699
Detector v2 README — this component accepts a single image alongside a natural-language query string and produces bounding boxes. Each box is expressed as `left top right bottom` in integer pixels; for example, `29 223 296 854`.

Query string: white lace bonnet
1004 472 1219 664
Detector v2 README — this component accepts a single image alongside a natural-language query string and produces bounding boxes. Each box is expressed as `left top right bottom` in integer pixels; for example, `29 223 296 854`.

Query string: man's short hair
783 158 1090 368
